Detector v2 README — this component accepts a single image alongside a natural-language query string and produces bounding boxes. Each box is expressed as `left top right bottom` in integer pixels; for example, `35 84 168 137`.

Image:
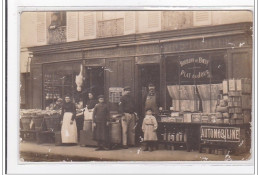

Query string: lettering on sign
179 56 210 79
200 126 240 142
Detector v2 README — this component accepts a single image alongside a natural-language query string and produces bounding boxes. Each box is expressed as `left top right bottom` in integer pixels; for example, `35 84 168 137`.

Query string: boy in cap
119 86 136 149
92 95 110 151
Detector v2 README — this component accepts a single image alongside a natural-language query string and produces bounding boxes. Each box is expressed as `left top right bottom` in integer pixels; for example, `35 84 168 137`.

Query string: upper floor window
49 12 66 29
48 12 67 44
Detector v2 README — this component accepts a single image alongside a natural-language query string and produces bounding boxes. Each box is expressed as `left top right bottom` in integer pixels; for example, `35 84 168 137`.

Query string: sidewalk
19 142 251 161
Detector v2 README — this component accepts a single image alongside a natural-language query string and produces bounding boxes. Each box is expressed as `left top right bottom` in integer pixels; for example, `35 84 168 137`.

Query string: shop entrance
83 67 105 106
137 64 160 117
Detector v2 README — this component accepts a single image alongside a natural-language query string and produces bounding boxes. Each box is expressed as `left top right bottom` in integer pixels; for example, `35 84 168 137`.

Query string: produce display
20 109 62 131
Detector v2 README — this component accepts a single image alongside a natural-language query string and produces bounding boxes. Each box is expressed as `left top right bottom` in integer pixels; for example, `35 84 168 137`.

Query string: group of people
59 83 160 152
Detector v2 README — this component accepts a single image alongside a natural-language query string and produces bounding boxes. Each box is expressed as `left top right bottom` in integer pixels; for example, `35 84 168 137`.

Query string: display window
166 52 226 113
43 62 81 109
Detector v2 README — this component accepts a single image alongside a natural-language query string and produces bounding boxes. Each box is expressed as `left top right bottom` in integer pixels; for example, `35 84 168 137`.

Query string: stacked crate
223 79 252 125
215 93 229 124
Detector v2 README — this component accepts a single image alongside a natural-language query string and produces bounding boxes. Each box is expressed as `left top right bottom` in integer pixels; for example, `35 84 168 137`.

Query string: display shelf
158 121 250 127
158 140 186 144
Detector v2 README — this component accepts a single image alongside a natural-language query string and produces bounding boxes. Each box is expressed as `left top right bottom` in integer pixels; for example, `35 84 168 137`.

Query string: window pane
166 56 179 85
211 53 226 83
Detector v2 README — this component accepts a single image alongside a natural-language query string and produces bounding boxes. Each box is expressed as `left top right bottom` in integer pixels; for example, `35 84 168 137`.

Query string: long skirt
93 122 108 142
61 112 78 143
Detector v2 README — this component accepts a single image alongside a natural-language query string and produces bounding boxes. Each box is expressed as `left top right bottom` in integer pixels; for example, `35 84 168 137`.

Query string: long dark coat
92 103 110 142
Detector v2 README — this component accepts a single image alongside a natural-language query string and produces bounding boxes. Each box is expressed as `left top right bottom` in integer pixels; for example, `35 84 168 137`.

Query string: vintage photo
19 11 253 161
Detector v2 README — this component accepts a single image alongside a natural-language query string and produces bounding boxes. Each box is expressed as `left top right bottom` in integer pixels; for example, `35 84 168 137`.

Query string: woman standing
61 96 77 144
86 92 98 111
83 92 98 130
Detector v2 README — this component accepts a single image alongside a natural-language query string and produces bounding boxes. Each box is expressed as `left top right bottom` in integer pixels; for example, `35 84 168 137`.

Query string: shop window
43 62 81 110
166 52 226 112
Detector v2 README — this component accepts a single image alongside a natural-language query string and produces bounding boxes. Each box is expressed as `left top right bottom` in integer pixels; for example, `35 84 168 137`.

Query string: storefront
26 22 252 152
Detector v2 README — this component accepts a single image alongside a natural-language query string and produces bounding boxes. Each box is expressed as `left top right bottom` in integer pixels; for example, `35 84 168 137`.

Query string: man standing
144 83 160 116
119 86 136 149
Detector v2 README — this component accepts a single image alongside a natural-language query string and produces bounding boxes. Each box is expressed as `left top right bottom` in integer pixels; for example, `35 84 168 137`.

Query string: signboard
109 87 124 103
179 55 210 81
200 126 240 142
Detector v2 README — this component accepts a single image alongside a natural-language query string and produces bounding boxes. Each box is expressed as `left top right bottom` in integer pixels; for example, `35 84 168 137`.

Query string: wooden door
105 57 135 112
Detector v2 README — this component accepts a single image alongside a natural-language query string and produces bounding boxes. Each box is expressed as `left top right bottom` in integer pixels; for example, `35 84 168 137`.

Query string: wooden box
183 113 192 123
229 79 236 91
191 113 201 123
235 119 244 125
176 117 184 123
224 118 230 124
223 80 228 94
222 113 229 118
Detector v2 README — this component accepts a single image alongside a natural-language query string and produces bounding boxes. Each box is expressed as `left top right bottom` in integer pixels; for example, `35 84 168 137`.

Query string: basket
21 116 32 130
32 113 45 131
44 114 61 132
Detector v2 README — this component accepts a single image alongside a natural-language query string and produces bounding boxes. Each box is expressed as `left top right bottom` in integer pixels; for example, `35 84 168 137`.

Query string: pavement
19 142 251 162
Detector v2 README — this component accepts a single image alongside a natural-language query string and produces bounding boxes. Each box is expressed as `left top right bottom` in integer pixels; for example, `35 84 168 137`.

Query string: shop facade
28 22 252 112
25 22 252 152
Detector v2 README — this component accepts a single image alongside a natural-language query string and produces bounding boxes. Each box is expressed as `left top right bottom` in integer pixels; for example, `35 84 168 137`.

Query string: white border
6 0 257 174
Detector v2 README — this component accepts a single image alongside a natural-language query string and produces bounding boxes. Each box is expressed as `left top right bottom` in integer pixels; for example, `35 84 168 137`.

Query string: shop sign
200 126 240 142
179 56 210 79
109 87 124 103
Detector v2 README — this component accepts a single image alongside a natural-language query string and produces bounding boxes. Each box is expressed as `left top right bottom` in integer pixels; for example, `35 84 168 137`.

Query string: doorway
137 64 160 117
83 67 105 106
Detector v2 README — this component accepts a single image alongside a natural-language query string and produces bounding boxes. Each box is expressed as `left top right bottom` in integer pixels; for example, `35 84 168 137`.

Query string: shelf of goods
159 78 252 154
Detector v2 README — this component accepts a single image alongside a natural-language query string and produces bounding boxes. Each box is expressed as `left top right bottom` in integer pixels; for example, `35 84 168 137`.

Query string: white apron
61 112 78 143
83 108 94 131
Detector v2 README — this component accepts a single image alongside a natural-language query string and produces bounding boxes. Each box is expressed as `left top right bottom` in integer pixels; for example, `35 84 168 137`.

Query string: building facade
20 11 253 113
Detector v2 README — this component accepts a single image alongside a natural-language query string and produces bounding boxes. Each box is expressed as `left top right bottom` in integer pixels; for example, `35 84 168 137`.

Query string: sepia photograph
19 10 253 162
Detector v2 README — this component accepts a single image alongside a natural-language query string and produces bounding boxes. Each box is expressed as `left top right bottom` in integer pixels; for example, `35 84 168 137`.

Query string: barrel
110 122 122 144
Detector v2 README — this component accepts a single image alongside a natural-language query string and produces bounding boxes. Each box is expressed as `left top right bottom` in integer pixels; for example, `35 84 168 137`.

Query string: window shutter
67 12 79 42
124 11 136 35
147 11 161 32
36 12 46 44
79 12 96 40
193 11 212 26
36 12 47 45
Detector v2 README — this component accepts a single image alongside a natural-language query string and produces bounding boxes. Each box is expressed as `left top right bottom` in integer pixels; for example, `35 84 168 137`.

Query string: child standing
93 95 110 151
142 108 158 152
